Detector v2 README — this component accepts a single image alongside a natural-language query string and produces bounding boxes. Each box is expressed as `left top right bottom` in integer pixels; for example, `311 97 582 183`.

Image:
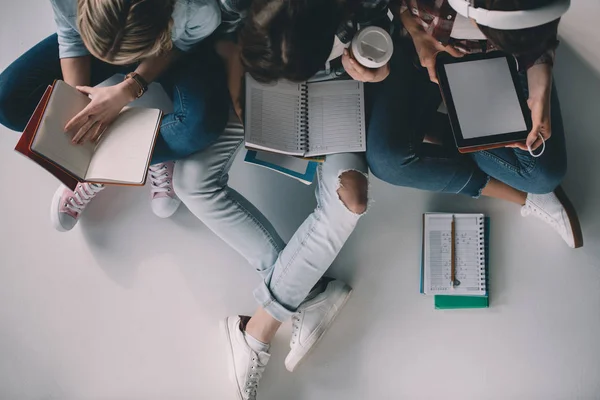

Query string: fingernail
343 49 348 56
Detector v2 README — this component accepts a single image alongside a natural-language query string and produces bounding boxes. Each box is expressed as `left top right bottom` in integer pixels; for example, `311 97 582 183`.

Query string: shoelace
291 310 303 345
523 202 561 231
244 355 266 399
65 183 104 213
149 162 173 194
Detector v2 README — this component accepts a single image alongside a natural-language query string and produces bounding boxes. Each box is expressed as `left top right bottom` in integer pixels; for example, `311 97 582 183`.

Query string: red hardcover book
15 81 162 191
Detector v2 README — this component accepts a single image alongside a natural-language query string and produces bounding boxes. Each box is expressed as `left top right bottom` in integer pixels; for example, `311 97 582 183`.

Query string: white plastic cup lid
351 26 394 69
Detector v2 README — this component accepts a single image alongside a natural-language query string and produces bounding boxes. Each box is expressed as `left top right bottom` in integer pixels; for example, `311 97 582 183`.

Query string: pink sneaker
50 183 105 232
149 161 181 218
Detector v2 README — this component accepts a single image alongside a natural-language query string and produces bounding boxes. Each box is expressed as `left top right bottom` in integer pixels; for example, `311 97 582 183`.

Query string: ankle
245 309 282 344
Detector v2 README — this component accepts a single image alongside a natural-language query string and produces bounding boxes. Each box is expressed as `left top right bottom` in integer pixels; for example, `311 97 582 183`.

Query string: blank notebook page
31 81 95 179
306 80 365 156
423 213 486 295
245 77 303 156
85 107 161 183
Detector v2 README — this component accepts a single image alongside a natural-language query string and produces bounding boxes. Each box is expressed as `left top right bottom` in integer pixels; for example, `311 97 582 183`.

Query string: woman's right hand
412 31 464 84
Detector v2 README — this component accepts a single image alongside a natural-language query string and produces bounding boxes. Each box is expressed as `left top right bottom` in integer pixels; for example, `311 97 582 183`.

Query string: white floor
1 2 600 400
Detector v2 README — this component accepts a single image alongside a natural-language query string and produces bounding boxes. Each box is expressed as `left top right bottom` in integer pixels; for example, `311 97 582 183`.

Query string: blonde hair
78 0 175 65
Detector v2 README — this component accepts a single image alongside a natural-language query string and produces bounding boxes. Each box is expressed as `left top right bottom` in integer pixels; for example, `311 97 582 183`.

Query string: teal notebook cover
434 218 490 309
244 150 318 185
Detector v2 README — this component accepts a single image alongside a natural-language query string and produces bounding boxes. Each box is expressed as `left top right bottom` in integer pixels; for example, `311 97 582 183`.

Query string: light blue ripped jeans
174 117 368 322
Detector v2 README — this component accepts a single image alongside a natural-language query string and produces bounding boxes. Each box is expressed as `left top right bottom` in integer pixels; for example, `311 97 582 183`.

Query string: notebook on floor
244 150 318 185
244 74 366 157
420 213 489 309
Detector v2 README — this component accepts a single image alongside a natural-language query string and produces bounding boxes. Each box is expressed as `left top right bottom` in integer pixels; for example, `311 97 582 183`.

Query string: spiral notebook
244 74 366 156
420 213 488 296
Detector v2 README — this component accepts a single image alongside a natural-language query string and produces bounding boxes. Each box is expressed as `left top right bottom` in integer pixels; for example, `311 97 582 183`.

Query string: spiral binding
478 217 487 292
298 83 309 152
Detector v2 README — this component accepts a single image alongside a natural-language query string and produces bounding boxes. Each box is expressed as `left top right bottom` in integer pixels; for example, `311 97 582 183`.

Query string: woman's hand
342 49 390 83
65 81 137 144
412 31 463 83
508 63 553 151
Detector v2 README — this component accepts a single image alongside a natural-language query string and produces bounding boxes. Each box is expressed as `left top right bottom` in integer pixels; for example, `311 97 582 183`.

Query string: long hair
77 0 176 65
240 0 342 83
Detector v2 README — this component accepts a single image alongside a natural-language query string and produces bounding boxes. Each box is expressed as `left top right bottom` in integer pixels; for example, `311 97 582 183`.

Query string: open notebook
15 80 162 190
421 213 488 296
245 74 366 156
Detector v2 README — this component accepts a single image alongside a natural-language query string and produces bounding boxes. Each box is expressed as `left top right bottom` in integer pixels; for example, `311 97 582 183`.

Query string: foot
149 161 181 218
50 183 104 232
285 279 353 372
221 316 270 400
521 186 583 248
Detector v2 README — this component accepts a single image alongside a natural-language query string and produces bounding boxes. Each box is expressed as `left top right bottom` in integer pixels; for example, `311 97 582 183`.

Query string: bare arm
397 8 463 83
215 40 244 123
134 48 182 85
66 49 182 143
60 56 92 87
519 63 553 151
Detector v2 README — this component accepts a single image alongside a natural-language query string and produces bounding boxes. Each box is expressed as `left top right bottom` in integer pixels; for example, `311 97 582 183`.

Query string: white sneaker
50 183 104 232
521 186 583 248
221 316 270 400
149 161 181 218
285 279 353 372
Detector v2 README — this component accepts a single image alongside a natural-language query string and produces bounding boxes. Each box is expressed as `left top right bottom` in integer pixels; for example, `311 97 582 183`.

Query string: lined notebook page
305 80 366 156
245 76 304 156
423 213 486 295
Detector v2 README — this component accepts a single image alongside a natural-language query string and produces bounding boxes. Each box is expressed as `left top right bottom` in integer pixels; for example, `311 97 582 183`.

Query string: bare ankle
245 308 282 344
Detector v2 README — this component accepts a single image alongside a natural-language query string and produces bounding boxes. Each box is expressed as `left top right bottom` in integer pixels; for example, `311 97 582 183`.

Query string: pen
451 215 456 288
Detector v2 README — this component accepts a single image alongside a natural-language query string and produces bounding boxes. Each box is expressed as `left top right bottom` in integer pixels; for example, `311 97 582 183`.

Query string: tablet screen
443 57 527 139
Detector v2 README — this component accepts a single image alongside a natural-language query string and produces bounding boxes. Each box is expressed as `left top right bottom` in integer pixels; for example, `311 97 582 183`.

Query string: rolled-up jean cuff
253 281 295 322
459 169 490 198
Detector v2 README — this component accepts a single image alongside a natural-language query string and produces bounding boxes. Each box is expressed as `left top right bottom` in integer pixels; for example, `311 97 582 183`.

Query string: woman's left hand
65 82 136 144
341 49 390 83
524 92 551 151
509 63 553 151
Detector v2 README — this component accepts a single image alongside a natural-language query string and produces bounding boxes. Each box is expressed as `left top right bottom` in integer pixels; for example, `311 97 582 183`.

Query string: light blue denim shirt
49 0 221 58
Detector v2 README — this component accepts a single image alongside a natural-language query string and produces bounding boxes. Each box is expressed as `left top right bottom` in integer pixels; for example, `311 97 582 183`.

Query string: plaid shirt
397 0 556 70
217 0 392 45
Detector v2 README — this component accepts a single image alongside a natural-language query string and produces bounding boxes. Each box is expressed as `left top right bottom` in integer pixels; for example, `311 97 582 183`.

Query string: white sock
244 332 270 353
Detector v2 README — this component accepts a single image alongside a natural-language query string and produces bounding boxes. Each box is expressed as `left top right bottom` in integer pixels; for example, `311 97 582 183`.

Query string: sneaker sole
285 285 353 372
220 318 244 400
50 188 71 233
555 186 584 248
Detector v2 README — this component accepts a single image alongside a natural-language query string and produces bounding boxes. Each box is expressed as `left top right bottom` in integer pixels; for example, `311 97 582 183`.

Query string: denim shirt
49 0 221 59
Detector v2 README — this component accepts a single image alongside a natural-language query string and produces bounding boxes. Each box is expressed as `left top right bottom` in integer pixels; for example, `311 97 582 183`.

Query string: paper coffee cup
350 26 393 69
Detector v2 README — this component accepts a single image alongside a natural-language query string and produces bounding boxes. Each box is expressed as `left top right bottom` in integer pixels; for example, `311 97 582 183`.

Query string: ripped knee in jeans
336 170 369 215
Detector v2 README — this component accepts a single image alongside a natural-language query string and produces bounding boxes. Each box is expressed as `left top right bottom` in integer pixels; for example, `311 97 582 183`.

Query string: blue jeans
0 34 229 164
365 44 567 196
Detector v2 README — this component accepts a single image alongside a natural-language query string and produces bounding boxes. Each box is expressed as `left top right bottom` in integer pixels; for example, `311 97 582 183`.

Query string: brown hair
476 0 560 57
240 0 342 83
78 0 175 65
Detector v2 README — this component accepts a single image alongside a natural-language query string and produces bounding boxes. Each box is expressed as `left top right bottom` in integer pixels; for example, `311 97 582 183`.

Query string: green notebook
434 295 488 309
421 214 490 309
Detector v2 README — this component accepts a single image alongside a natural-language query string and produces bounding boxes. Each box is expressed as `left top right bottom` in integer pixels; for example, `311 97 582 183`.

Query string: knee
337 170 369 215
173 156 216 200
366 144 415 183
0 82 22 132
175 96 228 137
525 160 567 194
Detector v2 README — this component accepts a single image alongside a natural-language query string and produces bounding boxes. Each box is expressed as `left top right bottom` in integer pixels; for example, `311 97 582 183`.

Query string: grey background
1 1 599 399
